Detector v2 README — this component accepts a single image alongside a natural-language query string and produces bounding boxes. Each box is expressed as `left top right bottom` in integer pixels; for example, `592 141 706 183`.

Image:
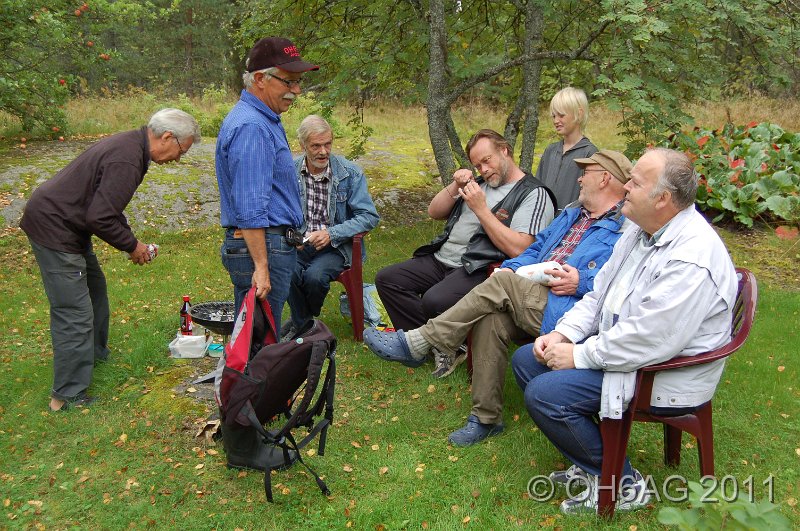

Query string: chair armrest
640 344 736 372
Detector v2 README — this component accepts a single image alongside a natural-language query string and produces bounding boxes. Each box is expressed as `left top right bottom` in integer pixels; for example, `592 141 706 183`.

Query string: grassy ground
1 97 799 528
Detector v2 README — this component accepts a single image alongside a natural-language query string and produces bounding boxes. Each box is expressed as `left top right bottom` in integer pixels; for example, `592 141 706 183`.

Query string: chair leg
599 413 634 518
348 279 364 341
694 403 715 477
663 424 683 468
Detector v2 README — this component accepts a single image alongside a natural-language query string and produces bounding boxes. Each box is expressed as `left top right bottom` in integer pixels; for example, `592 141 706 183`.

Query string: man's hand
533 331 570 364
547 263 579 295
452 169 474 188
305 228 330 251
128 241 151 265
541 342 576 370
458 179 488 214
252 266 271 301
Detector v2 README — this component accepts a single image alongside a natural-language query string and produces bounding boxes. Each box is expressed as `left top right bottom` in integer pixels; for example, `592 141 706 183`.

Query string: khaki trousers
418 271 549 424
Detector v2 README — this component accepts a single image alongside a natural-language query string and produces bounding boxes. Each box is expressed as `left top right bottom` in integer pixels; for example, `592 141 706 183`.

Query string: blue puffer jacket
500 204 626 334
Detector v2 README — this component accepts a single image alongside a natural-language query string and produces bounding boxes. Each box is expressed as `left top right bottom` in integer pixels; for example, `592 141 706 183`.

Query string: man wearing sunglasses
216 37 319 328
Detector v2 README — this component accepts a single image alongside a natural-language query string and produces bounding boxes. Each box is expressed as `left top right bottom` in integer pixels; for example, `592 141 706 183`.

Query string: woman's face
551 110 580 138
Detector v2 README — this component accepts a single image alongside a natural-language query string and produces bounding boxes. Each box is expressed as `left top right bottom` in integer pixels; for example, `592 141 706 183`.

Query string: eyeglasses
174 135 187 155
582 168 606 176
268 73 302 89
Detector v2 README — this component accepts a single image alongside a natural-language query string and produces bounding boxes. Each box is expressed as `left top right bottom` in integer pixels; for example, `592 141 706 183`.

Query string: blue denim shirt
294 153 380 266
216 90 303 229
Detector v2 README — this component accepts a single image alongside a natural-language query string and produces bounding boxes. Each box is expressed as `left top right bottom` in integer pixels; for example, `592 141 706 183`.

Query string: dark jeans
220 230 296 336
511 342 700 478
287 245 346 328
511 342 633 479
29 238 109 400
374 254 486 330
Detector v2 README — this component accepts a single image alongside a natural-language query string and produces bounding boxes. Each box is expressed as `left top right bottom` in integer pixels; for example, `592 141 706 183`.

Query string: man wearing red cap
216 37 319 329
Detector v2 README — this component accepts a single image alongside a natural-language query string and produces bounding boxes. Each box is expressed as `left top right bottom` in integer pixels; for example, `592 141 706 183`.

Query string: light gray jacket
556 206 737 419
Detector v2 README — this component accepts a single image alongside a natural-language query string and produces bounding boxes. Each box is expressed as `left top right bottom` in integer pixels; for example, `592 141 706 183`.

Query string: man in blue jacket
363 150 632 445
282 115 380 339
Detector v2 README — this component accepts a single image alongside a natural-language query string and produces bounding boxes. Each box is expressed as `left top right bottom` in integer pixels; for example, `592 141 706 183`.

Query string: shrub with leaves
667 122 800 228
658 481 791 530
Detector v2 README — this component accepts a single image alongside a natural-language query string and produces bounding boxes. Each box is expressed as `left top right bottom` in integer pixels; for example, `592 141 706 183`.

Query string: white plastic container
168 333 212 358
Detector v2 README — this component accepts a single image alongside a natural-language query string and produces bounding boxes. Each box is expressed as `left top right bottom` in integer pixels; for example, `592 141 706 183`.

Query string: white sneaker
559 469 651 514
549 464 589 487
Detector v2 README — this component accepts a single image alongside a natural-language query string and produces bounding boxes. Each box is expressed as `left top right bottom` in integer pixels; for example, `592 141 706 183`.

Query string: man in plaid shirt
282 115 379 340
364 150 632 446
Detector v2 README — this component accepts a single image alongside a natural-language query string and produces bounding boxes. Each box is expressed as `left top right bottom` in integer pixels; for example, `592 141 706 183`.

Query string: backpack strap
275 338 333 439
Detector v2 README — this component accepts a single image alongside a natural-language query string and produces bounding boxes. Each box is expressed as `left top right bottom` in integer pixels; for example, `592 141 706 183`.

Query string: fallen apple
59 79 66 85
20 144 27 149
74 9 82 16
59 136 65 141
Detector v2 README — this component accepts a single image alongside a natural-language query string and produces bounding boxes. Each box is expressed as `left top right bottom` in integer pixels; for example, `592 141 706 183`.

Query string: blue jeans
511 342 634 479
220 230 296 336
287 245 346 328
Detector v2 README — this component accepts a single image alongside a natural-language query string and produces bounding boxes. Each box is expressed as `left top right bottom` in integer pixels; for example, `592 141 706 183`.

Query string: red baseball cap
245 37 319 73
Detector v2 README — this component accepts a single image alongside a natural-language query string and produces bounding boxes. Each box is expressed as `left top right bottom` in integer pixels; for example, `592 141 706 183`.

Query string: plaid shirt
301 159 331 233
547 202 622 264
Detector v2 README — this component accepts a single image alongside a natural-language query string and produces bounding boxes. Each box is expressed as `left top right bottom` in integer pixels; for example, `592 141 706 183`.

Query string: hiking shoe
363 328 425 368
431 345 468 379
447 414 504 446
549 464 589 487
559 469 651 514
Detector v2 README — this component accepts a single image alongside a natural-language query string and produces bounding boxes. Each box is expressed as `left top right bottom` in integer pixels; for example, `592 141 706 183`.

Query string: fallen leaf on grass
448 455 458 462
462 516 471 524
379 467 389 475
343 464 354 473
427 384 435 393
778 366 785 372
371 444 379 451
351 441 362 448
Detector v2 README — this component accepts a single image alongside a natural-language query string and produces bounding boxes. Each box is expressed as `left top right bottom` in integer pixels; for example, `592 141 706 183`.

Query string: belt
226 226 293 238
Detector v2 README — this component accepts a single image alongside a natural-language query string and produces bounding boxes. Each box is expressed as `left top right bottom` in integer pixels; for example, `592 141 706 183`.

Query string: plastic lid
183 295 190 301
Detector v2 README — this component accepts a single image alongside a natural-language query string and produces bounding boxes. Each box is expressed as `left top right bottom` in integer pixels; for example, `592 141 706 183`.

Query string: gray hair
242 66 278 89
648 147 698 210
148 108 201 143
297 115 332 147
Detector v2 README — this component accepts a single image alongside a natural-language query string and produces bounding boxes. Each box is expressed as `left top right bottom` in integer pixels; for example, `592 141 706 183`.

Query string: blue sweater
501 205 626 334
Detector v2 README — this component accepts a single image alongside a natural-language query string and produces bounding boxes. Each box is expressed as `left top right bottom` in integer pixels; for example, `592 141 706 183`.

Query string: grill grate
190 301 235 336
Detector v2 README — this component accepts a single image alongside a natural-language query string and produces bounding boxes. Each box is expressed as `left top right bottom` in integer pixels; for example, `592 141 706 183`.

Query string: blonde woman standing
534 87 597 211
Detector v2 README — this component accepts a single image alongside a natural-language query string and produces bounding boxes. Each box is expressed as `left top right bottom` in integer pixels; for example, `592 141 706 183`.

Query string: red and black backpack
214 287 337 501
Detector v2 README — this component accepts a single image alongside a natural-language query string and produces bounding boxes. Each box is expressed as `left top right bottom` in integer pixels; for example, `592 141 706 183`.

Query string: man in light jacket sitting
512 147 737 514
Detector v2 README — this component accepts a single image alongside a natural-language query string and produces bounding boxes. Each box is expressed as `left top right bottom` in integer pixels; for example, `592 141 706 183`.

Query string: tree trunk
426 0 456 184
518 1 544 174
184 6 195 97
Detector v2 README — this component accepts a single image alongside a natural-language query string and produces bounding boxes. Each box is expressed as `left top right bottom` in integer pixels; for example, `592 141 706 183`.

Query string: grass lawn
1 97 799 528
1 219 798 529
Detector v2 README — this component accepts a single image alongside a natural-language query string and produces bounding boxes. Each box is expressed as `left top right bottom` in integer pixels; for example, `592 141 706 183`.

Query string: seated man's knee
420 290 449 319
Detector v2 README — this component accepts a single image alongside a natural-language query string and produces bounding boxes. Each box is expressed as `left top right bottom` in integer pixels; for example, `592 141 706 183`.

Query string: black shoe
221 425 297 471
51 393 98 412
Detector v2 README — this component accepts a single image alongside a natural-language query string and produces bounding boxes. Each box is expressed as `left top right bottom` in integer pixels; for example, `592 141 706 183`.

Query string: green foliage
667 122 800 228
658 480 792 530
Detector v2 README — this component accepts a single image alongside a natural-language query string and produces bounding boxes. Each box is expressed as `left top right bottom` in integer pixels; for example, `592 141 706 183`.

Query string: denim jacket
500 204 627 334
294 153 380 266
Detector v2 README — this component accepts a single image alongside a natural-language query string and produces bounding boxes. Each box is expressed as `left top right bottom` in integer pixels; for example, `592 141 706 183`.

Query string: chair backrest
642 267 757 372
